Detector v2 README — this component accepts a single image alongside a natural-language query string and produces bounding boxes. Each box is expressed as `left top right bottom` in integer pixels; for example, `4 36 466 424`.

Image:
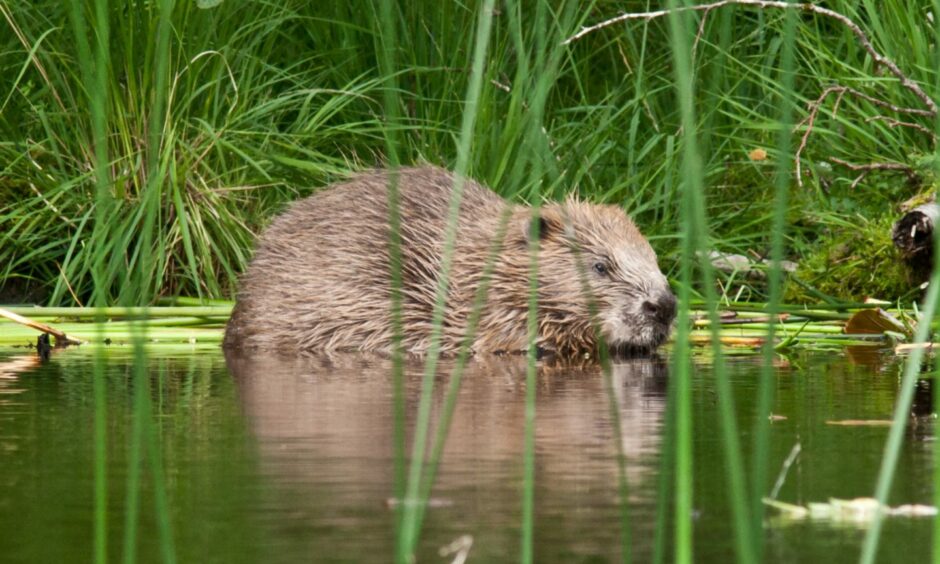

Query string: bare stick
829 157 916 174
768 441 801 500
794 86 847 187
0 307 85 345
794 85 933 187
865 115 937 139
829 157 916 189
564 1 937 115
690 7 713 70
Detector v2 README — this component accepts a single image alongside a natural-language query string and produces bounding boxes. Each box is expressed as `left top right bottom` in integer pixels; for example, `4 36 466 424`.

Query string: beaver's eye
593 262 609 276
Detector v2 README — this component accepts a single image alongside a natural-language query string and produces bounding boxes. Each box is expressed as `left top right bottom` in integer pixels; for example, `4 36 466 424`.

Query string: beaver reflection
226 352 668 559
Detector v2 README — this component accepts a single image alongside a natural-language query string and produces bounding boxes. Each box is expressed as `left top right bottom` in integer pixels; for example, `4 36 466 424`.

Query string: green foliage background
1 0 938 305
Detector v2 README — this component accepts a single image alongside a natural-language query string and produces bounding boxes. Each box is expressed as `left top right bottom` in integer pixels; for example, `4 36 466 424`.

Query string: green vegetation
5 1 940 564
2 1 939 306
786 213 918 303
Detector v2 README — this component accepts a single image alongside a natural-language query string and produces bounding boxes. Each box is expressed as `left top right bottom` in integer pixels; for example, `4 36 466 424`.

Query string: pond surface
0 346 933 563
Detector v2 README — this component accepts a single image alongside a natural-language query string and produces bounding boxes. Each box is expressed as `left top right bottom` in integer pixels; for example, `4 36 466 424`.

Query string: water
0 346 933 563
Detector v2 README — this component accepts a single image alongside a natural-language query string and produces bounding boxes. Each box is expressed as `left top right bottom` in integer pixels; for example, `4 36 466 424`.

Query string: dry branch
567 1 938 189
829 157 916 189
794 86 935 186
0 307 85 345
565 0 937 113
865 116 937 139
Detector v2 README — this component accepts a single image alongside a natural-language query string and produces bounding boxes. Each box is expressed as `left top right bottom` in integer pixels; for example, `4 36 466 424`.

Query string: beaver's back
223 166 511 353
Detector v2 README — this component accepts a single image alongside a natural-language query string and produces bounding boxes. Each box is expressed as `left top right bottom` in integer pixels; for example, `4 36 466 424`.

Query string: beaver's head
522 199 676 355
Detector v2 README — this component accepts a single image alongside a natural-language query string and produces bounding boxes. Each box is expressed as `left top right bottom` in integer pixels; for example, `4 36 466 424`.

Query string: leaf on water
762 498 807 517
895 342 939 353
825 419 893 426
889 504 938 517
844 308 909 336
765 497 937 524
689 335 765 347
197 0 224 8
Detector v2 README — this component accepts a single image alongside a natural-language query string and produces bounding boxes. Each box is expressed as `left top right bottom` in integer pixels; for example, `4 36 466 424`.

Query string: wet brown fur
223 166 674 356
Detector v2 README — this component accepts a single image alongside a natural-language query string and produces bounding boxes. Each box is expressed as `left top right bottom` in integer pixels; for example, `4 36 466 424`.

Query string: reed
396 1 496 560
665 1 699 560
373 2 407 560
751 6 796 558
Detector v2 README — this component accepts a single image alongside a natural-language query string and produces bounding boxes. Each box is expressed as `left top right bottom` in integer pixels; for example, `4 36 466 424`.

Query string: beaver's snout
641 291 677 326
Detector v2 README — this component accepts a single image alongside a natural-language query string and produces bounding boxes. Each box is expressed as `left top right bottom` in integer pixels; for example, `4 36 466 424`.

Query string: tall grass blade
66 0 111 560
521 208 540 564
122 353 145 564
666 1 755 562
652 360 678 564
752 2 797 559
373 2 406 559
409 209 514 541
398 1 496 558
933 8 940 560
519 2 549 562
862 3 940 560
145 361 178 564
859 265 940 564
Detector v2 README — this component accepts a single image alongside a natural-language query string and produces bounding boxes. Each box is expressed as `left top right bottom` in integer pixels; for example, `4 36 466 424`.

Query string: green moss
783 213 916 303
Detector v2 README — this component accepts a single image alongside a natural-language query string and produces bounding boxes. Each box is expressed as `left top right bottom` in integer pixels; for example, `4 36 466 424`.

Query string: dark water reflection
226 352 668 563
0 347 934 563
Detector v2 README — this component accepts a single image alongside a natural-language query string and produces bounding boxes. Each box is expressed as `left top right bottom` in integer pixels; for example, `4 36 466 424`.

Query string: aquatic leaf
825 420 893 426
762 498 807 517
765 497 937 524
197 0 224 8
888 504 938 517
439 535 473 564
895 342 939 353
844 308 909 336
689 335 765 347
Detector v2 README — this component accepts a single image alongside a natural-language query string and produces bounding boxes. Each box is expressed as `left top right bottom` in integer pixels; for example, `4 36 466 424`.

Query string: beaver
223 166 676 356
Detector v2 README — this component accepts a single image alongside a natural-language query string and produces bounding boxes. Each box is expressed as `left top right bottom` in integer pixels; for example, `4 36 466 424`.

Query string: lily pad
765 497 937 526
844 308 909 336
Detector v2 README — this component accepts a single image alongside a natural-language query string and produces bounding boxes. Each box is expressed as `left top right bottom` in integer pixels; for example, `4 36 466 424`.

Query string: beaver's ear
523 207 565 243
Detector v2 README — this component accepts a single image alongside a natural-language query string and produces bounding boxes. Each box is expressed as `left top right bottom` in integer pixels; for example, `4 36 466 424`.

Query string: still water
0 346 933 563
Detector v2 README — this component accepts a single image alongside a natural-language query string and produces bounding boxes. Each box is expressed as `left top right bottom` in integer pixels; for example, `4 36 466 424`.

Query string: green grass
3 1 939 306
5 1 940 563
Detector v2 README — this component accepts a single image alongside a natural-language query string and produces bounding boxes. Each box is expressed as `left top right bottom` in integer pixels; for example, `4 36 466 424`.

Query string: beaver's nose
642 291 677 325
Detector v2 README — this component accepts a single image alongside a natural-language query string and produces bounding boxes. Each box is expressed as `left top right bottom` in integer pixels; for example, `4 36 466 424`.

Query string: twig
56 261 84 307
439 535 474 564
0 306 85 345
794 85 933 186
829 157 916 189
616 42 660 132
0 2 66 112
690 7 713 70
865 115 937 139
490 78 511 93
564 1 938 115
769 441 801 500
28 179 77 228
828 157 915 174
794 86 848 187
